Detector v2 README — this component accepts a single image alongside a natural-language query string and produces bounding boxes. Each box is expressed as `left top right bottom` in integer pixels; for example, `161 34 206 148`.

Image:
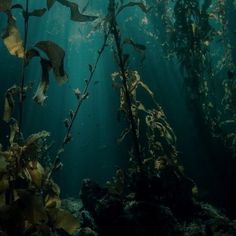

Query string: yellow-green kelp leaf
48 208 80 235
26 161 45 188
25 130 50 146
2 15 24 58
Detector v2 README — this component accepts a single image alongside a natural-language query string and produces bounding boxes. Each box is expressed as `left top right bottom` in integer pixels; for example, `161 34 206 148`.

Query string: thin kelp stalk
108 0 142 170
62 33 109 147
19 0 29 131
47 30 110 180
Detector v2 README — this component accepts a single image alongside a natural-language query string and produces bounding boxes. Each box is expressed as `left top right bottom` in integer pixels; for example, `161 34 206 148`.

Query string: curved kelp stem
108 0 142 170
47 30 110 179
19 0 29 131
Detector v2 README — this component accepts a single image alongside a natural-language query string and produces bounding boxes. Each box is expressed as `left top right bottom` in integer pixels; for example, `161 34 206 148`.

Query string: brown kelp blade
3 86 19 122
28 8 47 17
47 0 56 9
69 2 98 22
33 59 51 105
56 0 98 22
35 41 68 84
124 38 146 52
26 41 68 105
117 1 150 15
3 93 14 123
11 4 46 18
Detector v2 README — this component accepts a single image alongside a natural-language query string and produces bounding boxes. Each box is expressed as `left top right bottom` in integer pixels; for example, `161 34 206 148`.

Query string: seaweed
1 0 236 235
0 0 100 235
150 0 236 157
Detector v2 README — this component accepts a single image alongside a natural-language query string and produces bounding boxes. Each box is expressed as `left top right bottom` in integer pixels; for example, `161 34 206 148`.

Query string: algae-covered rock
61 198 82 218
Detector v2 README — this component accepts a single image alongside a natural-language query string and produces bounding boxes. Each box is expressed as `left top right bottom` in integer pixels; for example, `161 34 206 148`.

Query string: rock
80 179 106 214
61 198 82 217
80 210 96 230
78 227 98 236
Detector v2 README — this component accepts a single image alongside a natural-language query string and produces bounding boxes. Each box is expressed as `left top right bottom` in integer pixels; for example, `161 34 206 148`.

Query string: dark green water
1 0 236 219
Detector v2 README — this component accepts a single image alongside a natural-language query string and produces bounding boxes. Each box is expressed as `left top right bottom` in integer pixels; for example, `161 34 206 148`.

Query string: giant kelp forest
0 0 236 235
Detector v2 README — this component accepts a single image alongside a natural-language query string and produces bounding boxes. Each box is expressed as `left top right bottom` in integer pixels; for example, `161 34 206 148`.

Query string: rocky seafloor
59 176 236 236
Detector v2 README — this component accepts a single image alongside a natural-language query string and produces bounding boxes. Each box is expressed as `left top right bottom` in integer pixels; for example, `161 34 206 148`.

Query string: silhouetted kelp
1 0 236 236
0 0 99 235
151 0 236 157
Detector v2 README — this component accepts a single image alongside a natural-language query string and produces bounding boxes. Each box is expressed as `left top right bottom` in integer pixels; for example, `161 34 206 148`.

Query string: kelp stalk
48 30 110 179
63 32 109 147
19 0 29 131
109 0 142 170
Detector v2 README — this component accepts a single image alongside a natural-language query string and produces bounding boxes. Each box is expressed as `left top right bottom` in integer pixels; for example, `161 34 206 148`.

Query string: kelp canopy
0 0 236 235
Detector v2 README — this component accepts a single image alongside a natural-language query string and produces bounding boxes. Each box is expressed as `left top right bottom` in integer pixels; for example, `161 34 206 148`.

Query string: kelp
3 86 18 123
146 0 236 158
47 0 56 10
0 0 11 12
48 208 80 234
2 14 24 58
51 0 98 22
0 0 104 235
0 0 90 126
33 59 51 105
117 1 151 15
169 0 236 156
11 4 47 18
112 70 154 117
123 38 146 62
0 130 80 235
34 41 68 84
8 119 19 145
25 41 68 105
47 15 111 179
1 0 223 235
3 85 29 123
108 0 178 174
108 0 143 169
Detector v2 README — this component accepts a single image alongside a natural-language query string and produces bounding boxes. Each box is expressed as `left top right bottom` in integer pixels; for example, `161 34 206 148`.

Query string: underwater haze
1 0 236 236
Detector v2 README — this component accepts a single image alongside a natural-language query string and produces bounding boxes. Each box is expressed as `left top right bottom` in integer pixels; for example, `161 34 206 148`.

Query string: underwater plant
98 0 179 177
1 1 236 236
149 0 236 157
0 0 100 235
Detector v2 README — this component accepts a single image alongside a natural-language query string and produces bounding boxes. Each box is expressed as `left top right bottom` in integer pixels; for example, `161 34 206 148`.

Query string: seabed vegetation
0 0 236 235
